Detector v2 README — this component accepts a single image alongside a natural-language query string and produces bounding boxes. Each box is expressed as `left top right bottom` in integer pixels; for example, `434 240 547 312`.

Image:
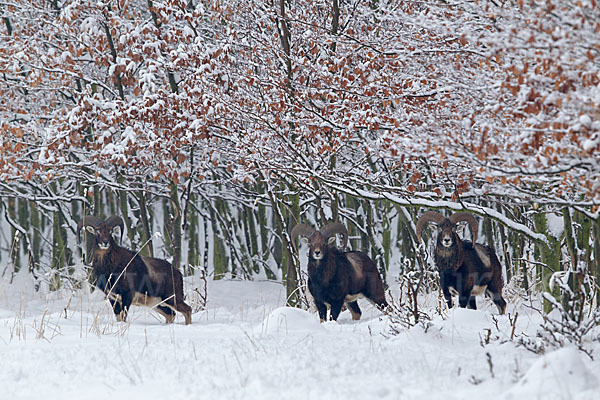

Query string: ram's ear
111 225 121 240
327 236 336 245
301 237 309 245
85 226 96 234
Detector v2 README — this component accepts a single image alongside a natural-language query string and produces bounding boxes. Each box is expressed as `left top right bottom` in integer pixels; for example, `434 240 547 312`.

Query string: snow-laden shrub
520 265 600 359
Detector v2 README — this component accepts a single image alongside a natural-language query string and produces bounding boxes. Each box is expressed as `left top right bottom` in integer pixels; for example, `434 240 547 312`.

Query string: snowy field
0 273 598 400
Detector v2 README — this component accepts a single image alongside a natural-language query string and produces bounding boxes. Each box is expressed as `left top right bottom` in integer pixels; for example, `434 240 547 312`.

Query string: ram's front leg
329 300 344 321
457 294 469 308
315 300 328 322
106 292 123 319
111 290 133 322
439 273 455 310
466 294 477 310
442 286 454 310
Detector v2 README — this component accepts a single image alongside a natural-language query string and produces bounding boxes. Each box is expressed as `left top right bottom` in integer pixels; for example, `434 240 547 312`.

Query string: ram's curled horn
449 212 479 243
76 215 103 243
321 222 348 249
290 224 316 250
415 211 446 242
295 221 388 321
104 215 125 243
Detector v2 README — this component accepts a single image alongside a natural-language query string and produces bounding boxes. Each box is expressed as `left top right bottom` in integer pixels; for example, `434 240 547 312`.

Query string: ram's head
77 215 124 250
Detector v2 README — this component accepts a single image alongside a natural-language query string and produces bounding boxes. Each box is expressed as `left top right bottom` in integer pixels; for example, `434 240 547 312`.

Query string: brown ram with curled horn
290 222 388 322
416 211 506 314
78 215 192 324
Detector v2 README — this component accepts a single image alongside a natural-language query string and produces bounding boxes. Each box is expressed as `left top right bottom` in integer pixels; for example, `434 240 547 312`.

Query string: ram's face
438 219 457 248
302 232 335 261
86 224 114 250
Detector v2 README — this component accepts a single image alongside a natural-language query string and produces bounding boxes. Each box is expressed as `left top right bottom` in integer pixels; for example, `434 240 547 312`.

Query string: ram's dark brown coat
291 223 388 322
78 216 192 324
417 211 506 314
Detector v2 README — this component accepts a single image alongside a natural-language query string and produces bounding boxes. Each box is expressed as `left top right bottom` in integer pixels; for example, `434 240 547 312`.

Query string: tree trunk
533 212 561 313
30 201 41 271
593 218 600 304
137 190 154 257
168 181 182 270
286 192 301 305
51 209 65 290
186 194 199 275
118 187 136 248
211 197 228 279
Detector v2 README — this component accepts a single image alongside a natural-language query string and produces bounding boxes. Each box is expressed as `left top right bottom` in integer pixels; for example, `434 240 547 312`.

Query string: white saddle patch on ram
149 265 165 283
474 244 492 269
344 253 364 281
143 257 177 285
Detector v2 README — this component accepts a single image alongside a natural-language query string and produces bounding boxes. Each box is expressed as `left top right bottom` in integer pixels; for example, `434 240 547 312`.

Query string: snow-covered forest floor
1 1 599 398
0 274 598 400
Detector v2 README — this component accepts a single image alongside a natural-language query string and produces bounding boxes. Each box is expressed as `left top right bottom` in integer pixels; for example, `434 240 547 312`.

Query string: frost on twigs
189 268 208 313
383 293 427 337
384 254 434 336
519 267 600 359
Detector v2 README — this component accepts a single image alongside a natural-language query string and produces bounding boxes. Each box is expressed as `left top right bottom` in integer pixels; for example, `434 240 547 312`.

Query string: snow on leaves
0 0 598 203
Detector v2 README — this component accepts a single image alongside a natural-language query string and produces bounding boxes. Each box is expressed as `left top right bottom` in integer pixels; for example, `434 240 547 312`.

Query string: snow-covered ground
0 273 598 400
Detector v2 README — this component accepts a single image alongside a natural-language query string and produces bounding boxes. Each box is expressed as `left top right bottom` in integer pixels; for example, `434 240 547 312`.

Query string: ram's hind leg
175 300 192 325
487 289 507 314
366 274 389 310
486 273 507 314
346 301 362 320
156 306 176 324
164 296 193 325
